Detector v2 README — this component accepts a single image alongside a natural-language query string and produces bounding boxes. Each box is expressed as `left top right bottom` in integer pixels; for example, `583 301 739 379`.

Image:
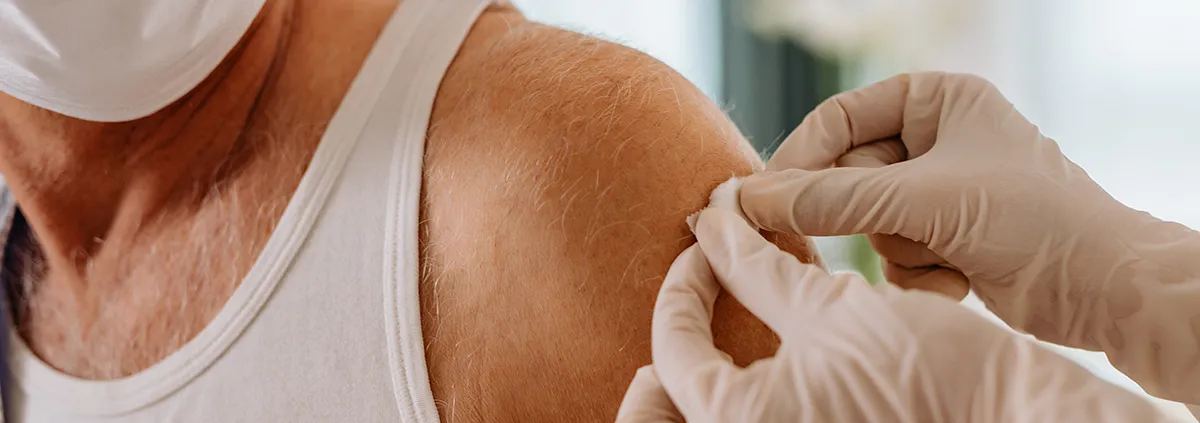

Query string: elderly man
0 0 819 421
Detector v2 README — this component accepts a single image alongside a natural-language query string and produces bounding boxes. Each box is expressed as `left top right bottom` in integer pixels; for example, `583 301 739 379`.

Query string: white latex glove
740 72 1200 403
616 207 1181 422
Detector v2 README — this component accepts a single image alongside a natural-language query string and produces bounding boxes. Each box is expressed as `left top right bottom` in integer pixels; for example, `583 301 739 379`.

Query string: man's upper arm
422 13 821 420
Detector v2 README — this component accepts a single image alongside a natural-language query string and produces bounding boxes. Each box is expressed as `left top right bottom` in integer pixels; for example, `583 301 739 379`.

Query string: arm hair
420 9 822 421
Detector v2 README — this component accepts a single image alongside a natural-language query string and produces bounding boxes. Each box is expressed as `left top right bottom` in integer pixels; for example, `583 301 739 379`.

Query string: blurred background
512 0 1200 419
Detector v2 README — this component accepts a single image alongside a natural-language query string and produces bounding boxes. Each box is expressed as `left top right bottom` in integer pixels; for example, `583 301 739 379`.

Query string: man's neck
0 1 294 276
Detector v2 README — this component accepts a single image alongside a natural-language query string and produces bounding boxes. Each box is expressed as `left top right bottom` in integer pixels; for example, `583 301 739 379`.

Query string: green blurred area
721 0 883 284
846 234 884 284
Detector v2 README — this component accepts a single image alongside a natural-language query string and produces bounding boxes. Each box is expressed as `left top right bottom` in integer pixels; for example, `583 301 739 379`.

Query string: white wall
1034 0 1200 230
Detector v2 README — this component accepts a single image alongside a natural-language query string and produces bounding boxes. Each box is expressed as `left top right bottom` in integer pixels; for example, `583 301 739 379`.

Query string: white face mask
0 0 267 122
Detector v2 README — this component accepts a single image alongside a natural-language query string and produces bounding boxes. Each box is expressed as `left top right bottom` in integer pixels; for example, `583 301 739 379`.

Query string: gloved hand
740 72 1200 402
615 207 1179 422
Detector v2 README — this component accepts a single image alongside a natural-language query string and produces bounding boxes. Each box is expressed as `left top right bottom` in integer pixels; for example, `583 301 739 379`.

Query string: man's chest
10 154 308 380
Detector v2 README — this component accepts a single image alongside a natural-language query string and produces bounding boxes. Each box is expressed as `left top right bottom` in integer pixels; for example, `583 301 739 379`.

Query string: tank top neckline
3 85 367 415
1 0 474 416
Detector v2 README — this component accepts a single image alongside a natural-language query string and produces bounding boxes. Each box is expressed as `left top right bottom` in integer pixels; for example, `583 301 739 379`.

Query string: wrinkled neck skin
0 1 293 279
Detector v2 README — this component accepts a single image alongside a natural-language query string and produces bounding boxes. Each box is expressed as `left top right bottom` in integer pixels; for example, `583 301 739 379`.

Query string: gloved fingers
869 233 947 269
711 358 801 422
694 208 853 330
691 208 803 332
616 366 685 423
882 262 970 301
739 167 931 242
768 72 1013 173
651 244 744 416
766 75 912 171
834 137 908 168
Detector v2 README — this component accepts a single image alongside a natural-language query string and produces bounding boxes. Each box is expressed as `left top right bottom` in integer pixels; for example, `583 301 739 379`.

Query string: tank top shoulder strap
370 0 493 422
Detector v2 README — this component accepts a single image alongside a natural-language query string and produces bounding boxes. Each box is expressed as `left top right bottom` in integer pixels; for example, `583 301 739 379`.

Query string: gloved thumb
740 166 927 242
616 366 685 423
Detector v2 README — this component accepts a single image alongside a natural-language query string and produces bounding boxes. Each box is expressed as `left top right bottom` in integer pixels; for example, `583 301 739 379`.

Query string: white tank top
2 0 490 421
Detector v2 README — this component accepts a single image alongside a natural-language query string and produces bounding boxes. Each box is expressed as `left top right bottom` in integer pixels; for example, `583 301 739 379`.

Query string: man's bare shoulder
418 9 819 420
426 8 815 259
427 9 768 242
